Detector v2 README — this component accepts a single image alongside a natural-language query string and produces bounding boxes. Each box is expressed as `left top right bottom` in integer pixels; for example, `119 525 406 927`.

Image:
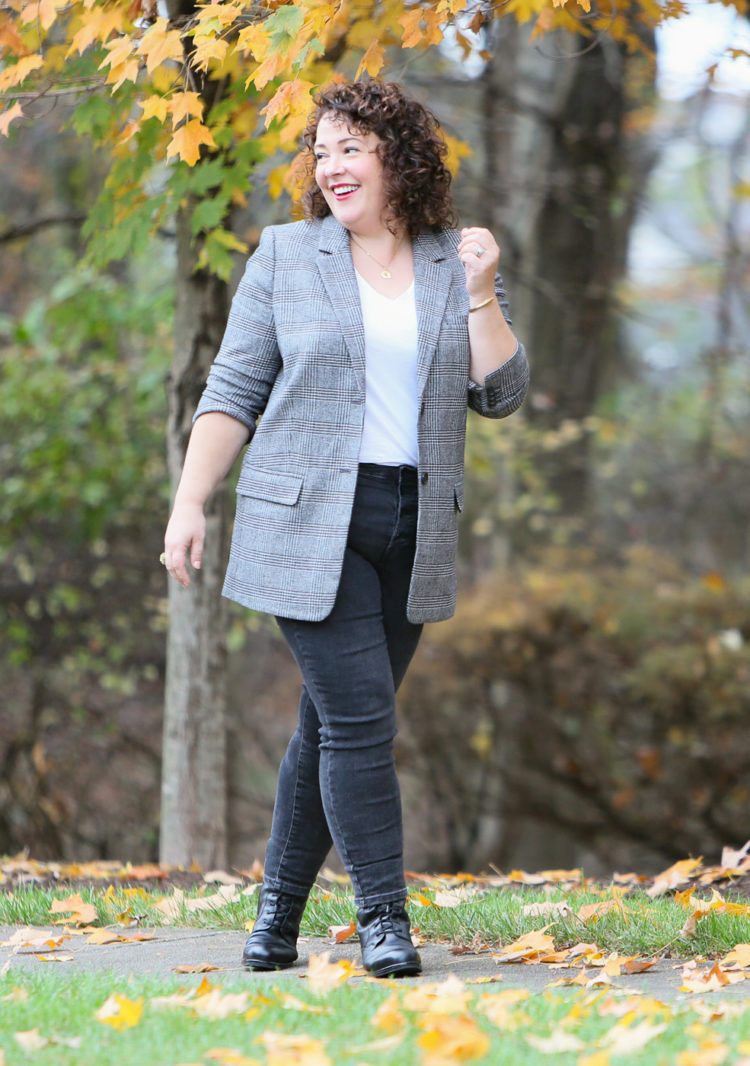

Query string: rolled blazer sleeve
193 227 282 434
467 271 530 419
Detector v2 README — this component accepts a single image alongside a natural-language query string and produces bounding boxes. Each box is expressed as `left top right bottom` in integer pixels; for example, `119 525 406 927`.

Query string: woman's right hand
163 502 206 588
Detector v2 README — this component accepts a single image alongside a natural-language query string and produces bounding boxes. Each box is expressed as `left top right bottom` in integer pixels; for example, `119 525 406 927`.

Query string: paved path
2 926 749 1001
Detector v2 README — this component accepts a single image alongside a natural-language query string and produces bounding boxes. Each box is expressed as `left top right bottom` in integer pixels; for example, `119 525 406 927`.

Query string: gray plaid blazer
194 216 529 623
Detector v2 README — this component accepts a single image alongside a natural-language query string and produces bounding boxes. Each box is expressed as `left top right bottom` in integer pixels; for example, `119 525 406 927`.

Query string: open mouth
331 184 359 199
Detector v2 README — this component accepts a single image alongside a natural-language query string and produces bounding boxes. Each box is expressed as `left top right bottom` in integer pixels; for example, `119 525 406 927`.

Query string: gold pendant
381 269 391 279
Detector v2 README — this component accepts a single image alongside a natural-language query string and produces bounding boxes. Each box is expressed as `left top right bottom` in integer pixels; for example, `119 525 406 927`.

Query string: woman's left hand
457 227 500 300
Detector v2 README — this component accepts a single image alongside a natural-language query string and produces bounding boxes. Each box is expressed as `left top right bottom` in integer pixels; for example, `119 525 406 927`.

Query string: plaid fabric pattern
194 216 529 622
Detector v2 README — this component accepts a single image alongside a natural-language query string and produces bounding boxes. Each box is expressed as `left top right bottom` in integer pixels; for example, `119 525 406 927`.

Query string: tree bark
483 23 655 513
160 206 231 868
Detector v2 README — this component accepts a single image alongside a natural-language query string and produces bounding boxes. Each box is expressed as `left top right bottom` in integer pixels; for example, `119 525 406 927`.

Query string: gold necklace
350 234 403 279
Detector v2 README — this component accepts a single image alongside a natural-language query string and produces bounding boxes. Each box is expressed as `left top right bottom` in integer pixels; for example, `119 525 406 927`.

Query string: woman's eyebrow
314 134 364 150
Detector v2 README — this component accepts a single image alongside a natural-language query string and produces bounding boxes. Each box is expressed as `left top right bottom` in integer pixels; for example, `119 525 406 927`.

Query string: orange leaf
329 919 356 943
50 893 98 927
646 858 702 897
166 120 217 166
356 40 384 79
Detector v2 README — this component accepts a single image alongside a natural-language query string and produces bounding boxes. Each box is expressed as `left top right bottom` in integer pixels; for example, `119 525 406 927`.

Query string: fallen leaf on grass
255 1030 331 1066
2 987 29 1002
577 899 621 923
676 1042 729 1066
204 870 244 885
476 989 531 1031
647 858 702 898
307 951 364 994
403 975 473 1015
33 952 74 962
204 1050 262 1065
95 993 144 1030
526 1030 586 1052
371 992 406 1034
521 901 573 920
720 839 750 869
154 884 241 919
433 885 483 908
15 1029 49 1052
277 993 331 1014
50 892 98 926
417 1013 491 1062
174 962 221 973
602 1020 668 1054
192 988 250 1019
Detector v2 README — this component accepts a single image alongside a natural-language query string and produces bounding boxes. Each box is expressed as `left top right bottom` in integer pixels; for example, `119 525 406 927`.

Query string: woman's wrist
469 295 496 313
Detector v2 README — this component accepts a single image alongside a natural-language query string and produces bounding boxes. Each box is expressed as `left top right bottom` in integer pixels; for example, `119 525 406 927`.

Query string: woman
163 79 529 978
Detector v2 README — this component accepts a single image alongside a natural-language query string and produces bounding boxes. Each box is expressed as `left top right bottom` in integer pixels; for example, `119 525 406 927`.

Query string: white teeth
332 185 357 195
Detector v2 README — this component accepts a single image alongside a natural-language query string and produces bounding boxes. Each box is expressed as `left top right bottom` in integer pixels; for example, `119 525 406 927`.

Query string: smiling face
313 113 389 237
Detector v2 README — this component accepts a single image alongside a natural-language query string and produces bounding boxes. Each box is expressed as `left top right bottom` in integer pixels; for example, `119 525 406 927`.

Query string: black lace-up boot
356 900 421 978
242 887 308 971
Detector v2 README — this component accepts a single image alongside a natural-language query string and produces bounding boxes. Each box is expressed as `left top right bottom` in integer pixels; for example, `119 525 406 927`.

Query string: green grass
1 969 750 1066
2 882 750 962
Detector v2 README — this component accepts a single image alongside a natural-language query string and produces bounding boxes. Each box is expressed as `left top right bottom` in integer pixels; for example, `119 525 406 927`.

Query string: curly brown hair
300 80 457 236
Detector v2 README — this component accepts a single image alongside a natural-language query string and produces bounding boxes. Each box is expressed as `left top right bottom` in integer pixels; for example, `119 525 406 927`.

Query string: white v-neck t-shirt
355 273 420 467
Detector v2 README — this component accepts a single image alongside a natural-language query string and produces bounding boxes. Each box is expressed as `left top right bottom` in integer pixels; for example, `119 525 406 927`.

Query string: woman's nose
324 153 345 176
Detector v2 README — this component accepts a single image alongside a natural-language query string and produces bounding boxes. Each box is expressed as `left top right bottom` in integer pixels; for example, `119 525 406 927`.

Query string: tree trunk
483 23 655 513
160 205 231 867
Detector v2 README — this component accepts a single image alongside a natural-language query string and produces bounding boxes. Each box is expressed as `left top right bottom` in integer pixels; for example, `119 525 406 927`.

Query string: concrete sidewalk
2 925 749 1001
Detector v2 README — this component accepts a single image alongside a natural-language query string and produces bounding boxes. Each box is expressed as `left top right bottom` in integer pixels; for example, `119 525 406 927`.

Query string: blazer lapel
413 231 451 399
316 216 366 397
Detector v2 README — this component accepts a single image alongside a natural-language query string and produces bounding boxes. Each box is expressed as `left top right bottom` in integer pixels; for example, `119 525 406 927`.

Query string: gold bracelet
468 296 494 313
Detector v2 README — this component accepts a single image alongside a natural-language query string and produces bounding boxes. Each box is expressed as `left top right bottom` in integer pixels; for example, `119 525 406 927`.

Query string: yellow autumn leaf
603 1021 669 1055
139 19 185 74
19 0 66 31
403 975 473 1015
720 943 750 969
577 899 620 923
168 92 205 127
192 34 229 72
95 994 144 1030
50 893 99 927
647 857 702 898
527 1030 587 1053
14 1029 49 1052
193 988 250 1019
372 991 406 1033
400 7 425 47
0 102 24 136
166 119 217 165
68 5 124 55
307 951 363 994
255 1031 331 1066
417 1014 491 1062
0 53 44 92
356 40 384 79
493 928 556 963
676 1044 729 1066
204 1048 263 1066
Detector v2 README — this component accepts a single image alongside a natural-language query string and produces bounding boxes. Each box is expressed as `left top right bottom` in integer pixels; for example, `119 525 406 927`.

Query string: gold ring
159 552 167 566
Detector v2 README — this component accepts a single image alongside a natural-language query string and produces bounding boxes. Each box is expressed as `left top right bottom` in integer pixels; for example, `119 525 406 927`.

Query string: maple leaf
526 1030 586 1052
169 92 204 127
255 1031 331 1066
19 0 67 31
307 951 364 994
167 118 217 166
95 994 144 1030
720 943 750 969
372 991 406 1034
647 857 702 898
139 19 185 74
192 988 250 1019
417 1014 491 1062
68 7 124 56
476 989 531 1031
50 893 98 926
403 975 473 1015
15 1029 49 1052
603 1021 669 1054
174 962 221 973
356 40 385 78
493 928 556 963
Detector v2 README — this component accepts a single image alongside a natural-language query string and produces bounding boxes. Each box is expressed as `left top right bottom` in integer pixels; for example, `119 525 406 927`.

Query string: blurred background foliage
1 21 749 872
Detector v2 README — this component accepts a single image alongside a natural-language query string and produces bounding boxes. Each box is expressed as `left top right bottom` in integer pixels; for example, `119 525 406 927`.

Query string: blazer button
420 471 429 485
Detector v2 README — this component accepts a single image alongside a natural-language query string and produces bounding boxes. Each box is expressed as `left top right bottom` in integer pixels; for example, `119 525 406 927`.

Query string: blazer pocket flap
454 480 464 512
237 468 303 505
